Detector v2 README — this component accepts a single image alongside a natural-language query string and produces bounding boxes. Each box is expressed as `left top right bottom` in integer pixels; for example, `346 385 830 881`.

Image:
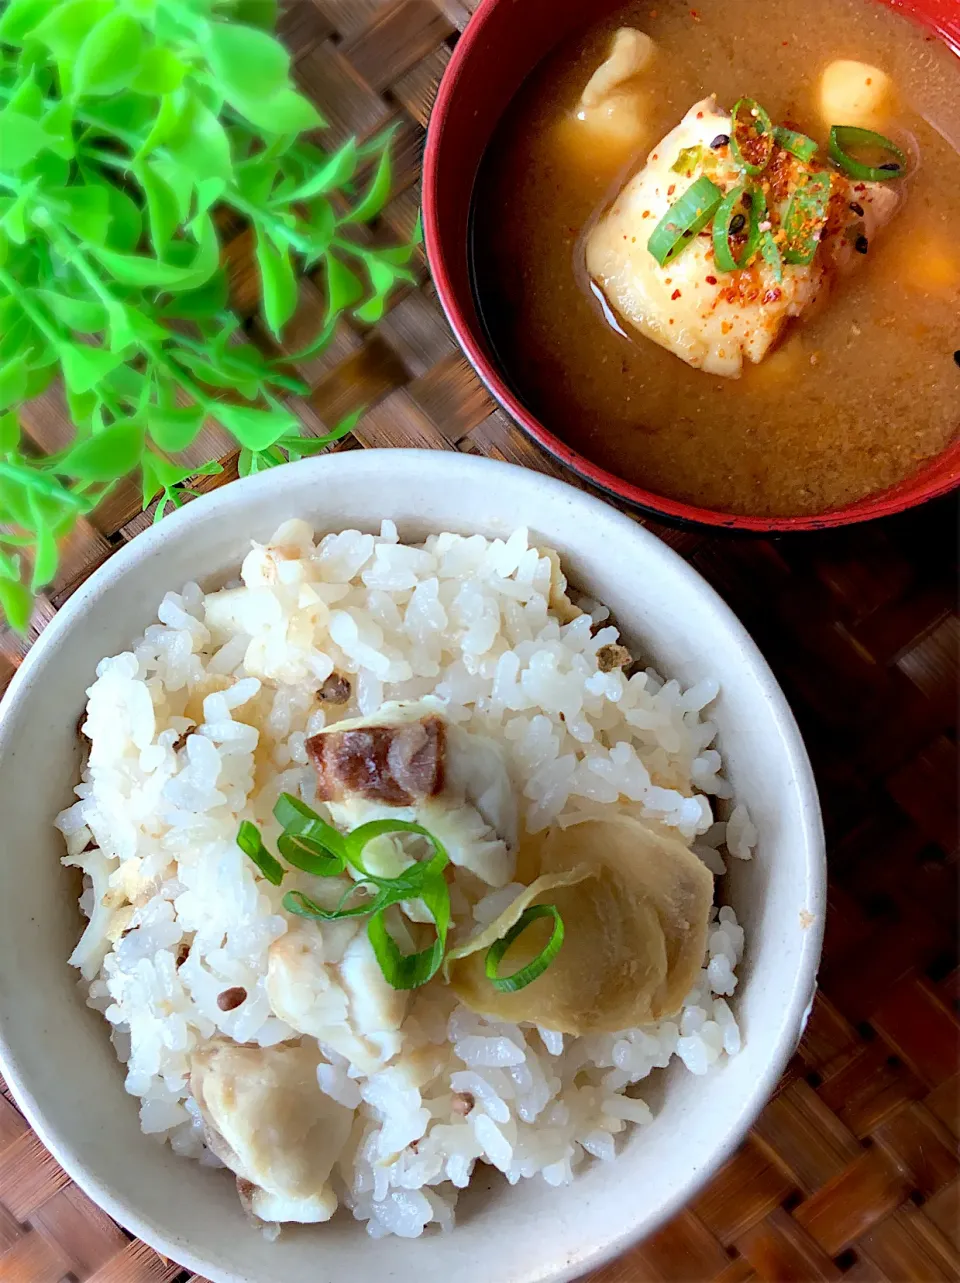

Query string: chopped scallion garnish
782 171 833 266
277 832 346 878
712 182 761 272
367 870 451 990
484 904 565 994
759 228 784 284
236 820 285 886
236 798 527 993
774 126 818 163
730 97 774 175
647 176 724 266
345 818 449 883
671 145 705 177
282 883 377 920
828 126 906 182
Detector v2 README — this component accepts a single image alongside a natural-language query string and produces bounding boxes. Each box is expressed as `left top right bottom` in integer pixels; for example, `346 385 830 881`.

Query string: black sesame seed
878 162 901 172
849 201 865 216
729 213 746 234
954 351 960 369
710 133 730 149
741 191 753 209
854 235 869 254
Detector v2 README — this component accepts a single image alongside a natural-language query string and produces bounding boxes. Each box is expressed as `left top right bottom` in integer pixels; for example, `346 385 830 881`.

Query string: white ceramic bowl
0 450 824 1283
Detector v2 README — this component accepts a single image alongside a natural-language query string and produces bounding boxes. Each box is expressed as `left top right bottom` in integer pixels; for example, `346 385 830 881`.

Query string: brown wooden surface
0 2 958 1280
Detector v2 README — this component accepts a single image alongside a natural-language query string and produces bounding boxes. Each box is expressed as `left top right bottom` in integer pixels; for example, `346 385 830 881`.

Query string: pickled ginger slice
448 815 713 1034
586 96 901 377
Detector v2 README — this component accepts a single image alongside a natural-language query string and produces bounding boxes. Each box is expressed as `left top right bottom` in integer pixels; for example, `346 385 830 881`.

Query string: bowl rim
422 0 960 533
0 450 826 1281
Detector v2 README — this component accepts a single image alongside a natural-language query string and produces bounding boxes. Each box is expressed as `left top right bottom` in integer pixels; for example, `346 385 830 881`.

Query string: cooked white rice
56 520 753 1239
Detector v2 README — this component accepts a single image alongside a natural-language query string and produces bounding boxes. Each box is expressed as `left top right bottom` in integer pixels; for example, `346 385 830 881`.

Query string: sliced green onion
236 820 285 886
277 832 345 878
828 125 905 182
274 792 346 857
282 883 377 921
730 97 774 175
759 229 784 283
484 904 564 994
647 176 723 267
345 818 449 883
774 126 818 163
782 171 832 266
712 182 760 272
367 870 451 990
671 144 704 176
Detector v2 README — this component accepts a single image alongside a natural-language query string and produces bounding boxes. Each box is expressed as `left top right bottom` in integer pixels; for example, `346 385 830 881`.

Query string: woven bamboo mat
0 2 958 1280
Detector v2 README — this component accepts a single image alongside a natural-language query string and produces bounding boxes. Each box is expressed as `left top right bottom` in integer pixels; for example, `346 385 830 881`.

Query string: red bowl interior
423 0 960 532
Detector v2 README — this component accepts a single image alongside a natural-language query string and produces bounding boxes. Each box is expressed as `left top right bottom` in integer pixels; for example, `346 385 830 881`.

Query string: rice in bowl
56 520 755 1240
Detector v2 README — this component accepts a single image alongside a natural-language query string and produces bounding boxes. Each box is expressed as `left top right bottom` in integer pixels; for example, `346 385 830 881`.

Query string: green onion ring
366 869 451 990
730 97 774 175
277 831 346 878
759 228 784 284
484 904 565 994
236 820 285 886
345 818 449 883
712 182 761 272
774 125 818 163
282 883 378 921
828 125 906 182
647 175 723 266
782 171 832 266
274 792 346 856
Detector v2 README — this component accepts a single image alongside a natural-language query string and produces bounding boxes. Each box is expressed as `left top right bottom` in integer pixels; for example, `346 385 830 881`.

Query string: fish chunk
307 711 445 805
267 923 407 1074
191 1041 353 1224
586 96 901 377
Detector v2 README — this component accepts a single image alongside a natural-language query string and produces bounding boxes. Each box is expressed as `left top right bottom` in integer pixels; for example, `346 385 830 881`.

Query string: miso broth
472 0 960 517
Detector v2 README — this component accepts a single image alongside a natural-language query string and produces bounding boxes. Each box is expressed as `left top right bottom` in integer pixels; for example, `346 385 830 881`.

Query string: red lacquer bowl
423 0 960 531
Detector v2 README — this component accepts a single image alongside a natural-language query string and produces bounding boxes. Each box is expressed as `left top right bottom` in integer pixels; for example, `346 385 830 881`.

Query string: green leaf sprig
0 0 421 629
238 793 564 994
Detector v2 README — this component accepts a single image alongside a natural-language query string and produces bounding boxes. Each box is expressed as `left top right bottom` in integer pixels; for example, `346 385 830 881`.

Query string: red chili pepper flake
705 275 718 285
667 184 676 197
668 318 675 324
721 320 733 334
865 77 873 85
652 153 659 161
642 210 651 218
696 111 704 119
671 288 682 300
690 8 700 18
762 288 783 303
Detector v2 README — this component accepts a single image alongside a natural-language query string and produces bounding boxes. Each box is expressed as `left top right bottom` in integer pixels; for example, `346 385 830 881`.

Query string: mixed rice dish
56 521 755 1240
